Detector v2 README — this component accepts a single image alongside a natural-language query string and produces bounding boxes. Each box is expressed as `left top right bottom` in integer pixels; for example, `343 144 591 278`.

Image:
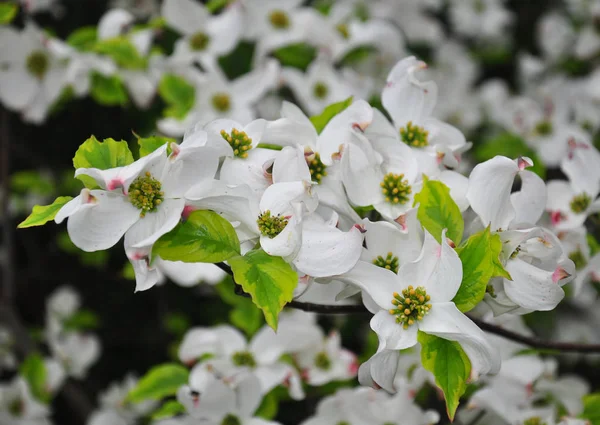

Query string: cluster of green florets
534 120 553 136
380 173 412 204
373 252 399 274
570 193 591 213
569 250 587 270
510 245 521 259
189 31 210 51
212 93 231 112
128 172 164 217
257 210 288 238
222 414 242 425
389 286 431 329
314 351 332 370
26 50 49 79
336 23 350 39
221 128 253 158
400 121 429 147
269 9 290 29
307 153 327 184
313 81 329 99
523 417 547 425
232 351 256 367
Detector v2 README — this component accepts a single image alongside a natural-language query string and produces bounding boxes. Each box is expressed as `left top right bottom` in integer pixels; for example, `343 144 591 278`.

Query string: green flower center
313 81 329 99
389 285 431 329
523 417 547 425
486 284 497 298
336 422 350 425
257 210 288 238
569 250 587 270
373 252 399 274
189 31 210 51
128 172 164 217
535 120 553 136
212 93 231 112
570 193 591 213
474 0 485 13
314 351 331 370
510 245 521 259
336 23 350 39
269 10 290 29
380 173 412 205
220 128 252 159
8 398 23 416
222 414 242 425
400 121 429 147
26 50 49 79
307 153 327 184
232 351 256 367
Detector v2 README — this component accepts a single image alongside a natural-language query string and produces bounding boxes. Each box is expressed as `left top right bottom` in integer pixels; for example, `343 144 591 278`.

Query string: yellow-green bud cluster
389 285 431 329
570 193 591 213
336 23 350 39
308 153 327 184
221 414 242 425
380 173 412 204
313 81 329 99
128 172 164 217
523 417 547 425
510 245 521 260
535 120 553 136
314 351 332 370
232 351 256 367
569 250 587 270
257 210 288 238
400 121 429 147
26 51 49 79
220 128 252 159
269 9 290 29
212 93 231 112
486 284 497 298
189 31 210 51
9 398 23 416
373 252 399 274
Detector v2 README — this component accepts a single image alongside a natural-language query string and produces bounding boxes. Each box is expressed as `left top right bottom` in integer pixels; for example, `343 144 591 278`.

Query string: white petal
503 258 565 311
125 198 185 249
207 4 244 56
231 59 280 105
371 310 419 350
511 170 546 225
260 181 314 216
159 260 226 286
97 9 134 39
419 302 501 375
341 141 385 207
0 67 38 111
437 170 470 212
260 213 302 258
273 145 311 183
162 0 208 35
369 349 401 393
338 260 399 309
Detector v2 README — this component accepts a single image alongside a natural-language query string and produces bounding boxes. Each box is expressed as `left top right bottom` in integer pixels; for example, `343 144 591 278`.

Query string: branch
216 262 600 353
1 108 14 304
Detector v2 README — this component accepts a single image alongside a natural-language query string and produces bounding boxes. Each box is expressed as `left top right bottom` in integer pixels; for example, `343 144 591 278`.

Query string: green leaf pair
309 97 353 134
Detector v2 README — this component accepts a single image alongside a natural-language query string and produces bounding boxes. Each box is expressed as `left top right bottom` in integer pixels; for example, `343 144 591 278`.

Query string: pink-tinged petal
161 0 208 35
219 148 279 195
272 145 311 183
504 257 565 311
337 260 400 310
162 148 220 197
128 254 161 292
340 141 385 207
371 310 419 351
466 156 520 231
561 134 600 197
260 181 315 216
55 189 95 224
124 198 185 249
399 230 462 303
368 349 401 393
260 213 302 258
66 191 140 252
292 223 364 277
511 170 546 225
419 302 501 375
546 180 585 230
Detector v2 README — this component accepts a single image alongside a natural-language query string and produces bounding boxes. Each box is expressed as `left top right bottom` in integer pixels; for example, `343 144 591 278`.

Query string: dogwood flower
342 229 501 377
0 377 49 424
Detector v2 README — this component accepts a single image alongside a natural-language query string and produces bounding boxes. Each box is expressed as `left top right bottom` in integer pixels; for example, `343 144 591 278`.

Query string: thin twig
217 262 600 353
1 107 14 304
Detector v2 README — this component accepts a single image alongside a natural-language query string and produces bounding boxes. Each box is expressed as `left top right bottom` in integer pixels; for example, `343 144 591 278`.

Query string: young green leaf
453 227 511 312
151 400 186 420
215 278 264 336
418 332 471 420
0 3 18 24
90 72 128 106
20 353 51 404
136 135 174 157
272 43 317 71
254 390 279 420
126 364 189 403
580 393 600 425
63 309 100 331
228 249 298 330
18 196 73 228
94 36 147 70
72 136 134 188
66 26 98 52
158 74 195 120
309 97 353 134
414 177 464 245
153 210 241 263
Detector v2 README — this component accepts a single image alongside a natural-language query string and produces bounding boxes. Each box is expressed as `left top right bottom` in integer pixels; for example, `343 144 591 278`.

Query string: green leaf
453 227 511 312
414 177 464 245
272 43 317 71
90 72 128 106
158 74 195 120
338 46 376 66
73 136 134 189
206 0 230 13
153 210 241 263
309 97 353 134
63 309 100 331
228 249 298 330
18 196 73 229
20 353 51 404
418 332 471 420
474 132 546 179
215 278 264 336
588 233 600 256
126 364 189 403
218 41 255 80
580 393 600 425
11 170 55 196
255 390 279 420
0 3 18 24
94 36 147 69
163 313 190 338
66 26 98 51
151 400 186 420
136 134 174 157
